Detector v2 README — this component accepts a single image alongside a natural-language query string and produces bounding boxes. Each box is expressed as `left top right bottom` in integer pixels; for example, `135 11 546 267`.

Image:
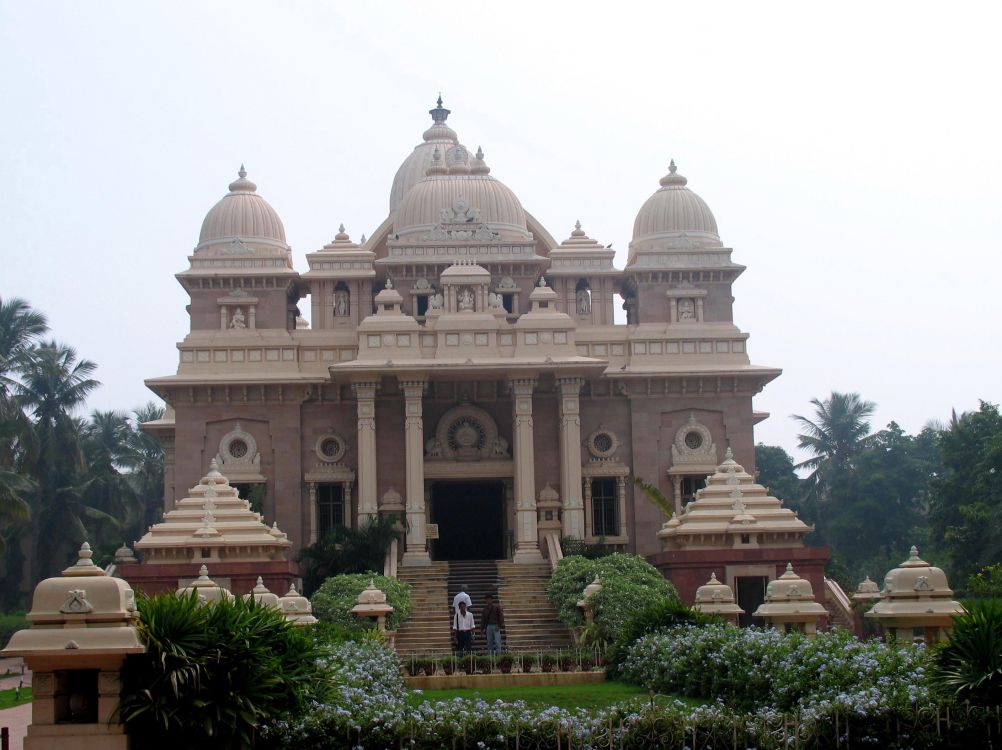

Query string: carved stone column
671 475 682 516
557 377 585 539
307 482 318 545
510 377 543 563
352 382 379 520
401 379 431 566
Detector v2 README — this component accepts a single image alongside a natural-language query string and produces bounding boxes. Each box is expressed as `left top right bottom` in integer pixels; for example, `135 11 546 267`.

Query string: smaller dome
881 546 954 599
694 572 736 605
178 565 234 604
244 576 281 609
762 563 817 602
197 166 287 251
631 160 721 252
440 259 491 281
357 580 388 606
857 576 880 594
278 584 318 626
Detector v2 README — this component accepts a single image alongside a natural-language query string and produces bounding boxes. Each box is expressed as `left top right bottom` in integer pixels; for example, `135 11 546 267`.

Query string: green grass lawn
408 680 705 711
0 686 31 709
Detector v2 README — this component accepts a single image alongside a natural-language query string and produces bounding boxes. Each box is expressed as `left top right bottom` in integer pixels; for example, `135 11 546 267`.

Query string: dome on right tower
630 160 721 252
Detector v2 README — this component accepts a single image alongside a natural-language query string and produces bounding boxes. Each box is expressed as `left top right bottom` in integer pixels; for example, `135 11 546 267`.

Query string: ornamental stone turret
2 543 144 749
692 572 745 623
753 563 828 636
865 546 965 644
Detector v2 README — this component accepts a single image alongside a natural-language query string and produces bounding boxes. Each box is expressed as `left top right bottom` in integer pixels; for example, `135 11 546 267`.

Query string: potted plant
540 653 558 673
558 653 575 672
580 653 596 671
518 653 534 673
439 656 455 676
497 652 515 674
421 658 437 676
406 658 422 676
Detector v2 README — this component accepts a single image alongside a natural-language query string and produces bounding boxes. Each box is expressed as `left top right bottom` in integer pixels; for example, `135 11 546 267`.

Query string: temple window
502 293 514 313
681 475 707 505
317 484 346 539
591 478 618 537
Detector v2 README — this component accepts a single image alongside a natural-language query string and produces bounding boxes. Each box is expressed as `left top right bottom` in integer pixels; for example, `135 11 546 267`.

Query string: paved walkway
0 658 32 750
0 701 30 750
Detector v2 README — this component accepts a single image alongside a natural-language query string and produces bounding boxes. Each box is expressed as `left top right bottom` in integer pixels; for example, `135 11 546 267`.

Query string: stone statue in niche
488 292 503 309
678 298 696 321
333 290 349 317
458 287 475 311
491 434 510 457
576 289 592 316
429 292 444 310
229 307 247 329
425 437 444 458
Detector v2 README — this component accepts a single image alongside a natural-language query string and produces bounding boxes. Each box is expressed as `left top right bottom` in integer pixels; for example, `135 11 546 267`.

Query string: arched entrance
430 480 505 560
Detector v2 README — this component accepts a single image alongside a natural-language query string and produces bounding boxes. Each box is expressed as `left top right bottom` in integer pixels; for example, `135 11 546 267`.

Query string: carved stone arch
432 402 506 460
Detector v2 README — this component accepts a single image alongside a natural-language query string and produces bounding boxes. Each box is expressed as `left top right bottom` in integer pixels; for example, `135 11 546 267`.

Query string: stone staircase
395 562 451 656
447 560 500 653
496 562 575 651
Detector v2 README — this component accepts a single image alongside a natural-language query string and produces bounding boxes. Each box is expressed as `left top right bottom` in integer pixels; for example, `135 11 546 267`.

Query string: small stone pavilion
866 546 965 644
118 460 299 596
648 448 828 626
753 563 828 635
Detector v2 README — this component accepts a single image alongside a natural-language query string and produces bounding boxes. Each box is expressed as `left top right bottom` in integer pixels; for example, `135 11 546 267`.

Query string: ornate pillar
616 475 628 538
557 377 585 539
401 379 431 566
352 382 379 520
671 475 682 516
307 482 318 545
582 478 593 538
510 377 543 563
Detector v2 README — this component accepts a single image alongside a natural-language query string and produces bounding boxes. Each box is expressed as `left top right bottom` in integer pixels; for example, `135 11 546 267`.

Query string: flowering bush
310 572 412 631
547 554 679 642
261 635 995 749
620 624 932 713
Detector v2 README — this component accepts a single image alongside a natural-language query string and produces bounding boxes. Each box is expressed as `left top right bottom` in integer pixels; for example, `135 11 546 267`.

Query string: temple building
144 97 789 585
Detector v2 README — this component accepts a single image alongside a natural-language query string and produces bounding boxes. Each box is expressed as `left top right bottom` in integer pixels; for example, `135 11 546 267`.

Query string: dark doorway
735 576 768 627
431 481 505 560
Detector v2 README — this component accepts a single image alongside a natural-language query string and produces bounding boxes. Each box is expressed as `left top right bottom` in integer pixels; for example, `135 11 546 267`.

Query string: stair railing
543 532 563 571
823 577 856 631
384 538 399 578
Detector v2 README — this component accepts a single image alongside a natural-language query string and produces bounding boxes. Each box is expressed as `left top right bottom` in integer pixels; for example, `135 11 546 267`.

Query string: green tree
929 401 1002 583
754 444 803 504
15 342 108 578
820 423 940 584
297 514 403 595
792 391 877 501
125 402 166 534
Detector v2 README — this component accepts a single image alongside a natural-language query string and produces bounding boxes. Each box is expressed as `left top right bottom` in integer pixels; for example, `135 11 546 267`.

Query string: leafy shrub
0 611 27 649
120 592 328 749
606 597 719 673
966 563 1002 598
620 624 931 713
310 572 412 631
547 553 679 642
932 598 1002 705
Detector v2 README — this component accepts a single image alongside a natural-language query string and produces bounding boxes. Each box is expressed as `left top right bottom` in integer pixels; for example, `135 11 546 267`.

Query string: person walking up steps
482 593 505 655
452 584 471 614
452 600 475 654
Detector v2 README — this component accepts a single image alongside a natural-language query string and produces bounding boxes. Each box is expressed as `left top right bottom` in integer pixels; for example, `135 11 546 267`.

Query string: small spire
476 146 484 160
669 159 676 174
339 223 345 233
334 223 350 242
575 220 581 230
239 164 247 178
287 583 299 596
429 94 451 123
257 576 264 587
571 220 585 238
659 159 687 188
385 277 393 290
786 563 794 573
198 564 210 579
709 571 719 583
359 233 367 244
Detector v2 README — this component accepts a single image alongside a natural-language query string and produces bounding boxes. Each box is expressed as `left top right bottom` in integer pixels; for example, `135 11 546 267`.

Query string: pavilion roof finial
429 94 451 124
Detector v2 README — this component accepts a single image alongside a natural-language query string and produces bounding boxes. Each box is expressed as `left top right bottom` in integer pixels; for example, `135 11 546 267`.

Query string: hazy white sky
2 1 1000 461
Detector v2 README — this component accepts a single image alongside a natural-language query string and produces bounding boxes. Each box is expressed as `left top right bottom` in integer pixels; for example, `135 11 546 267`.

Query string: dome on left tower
197 166 287 251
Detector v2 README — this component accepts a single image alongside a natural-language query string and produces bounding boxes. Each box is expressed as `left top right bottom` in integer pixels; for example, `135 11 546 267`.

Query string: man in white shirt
452 600 475 653
452 585 472 614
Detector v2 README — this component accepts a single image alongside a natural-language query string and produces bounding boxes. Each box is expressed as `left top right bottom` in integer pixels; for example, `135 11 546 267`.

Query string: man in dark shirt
482 593 505 655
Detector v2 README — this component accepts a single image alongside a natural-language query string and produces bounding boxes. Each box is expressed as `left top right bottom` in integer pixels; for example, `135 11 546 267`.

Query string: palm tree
792 391 877 500
15 341 108 578
82 410 142 545
125 402 166 534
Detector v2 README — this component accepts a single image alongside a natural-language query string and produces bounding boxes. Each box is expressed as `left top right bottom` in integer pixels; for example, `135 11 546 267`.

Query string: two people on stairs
451 585 505 655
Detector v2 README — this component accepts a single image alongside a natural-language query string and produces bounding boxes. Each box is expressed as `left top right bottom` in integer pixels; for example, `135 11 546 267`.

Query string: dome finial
228 166 257 193
429 95 451 124
334 223 350 242
659 159 687 188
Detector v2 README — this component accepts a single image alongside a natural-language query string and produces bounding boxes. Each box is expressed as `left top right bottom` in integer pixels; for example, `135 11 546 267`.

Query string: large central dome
389 97 470 213
393 144 531 242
